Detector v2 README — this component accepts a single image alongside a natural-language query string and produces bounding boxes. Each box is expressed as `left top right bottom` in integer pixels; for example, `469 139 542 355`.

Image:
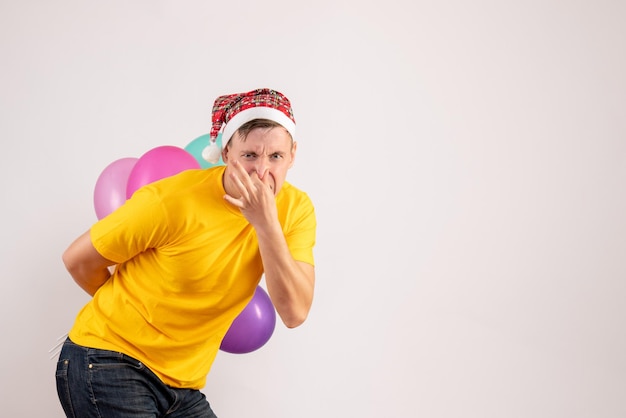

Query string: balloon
220 286 277 354
93 157 138 219
126 145 200 199
184 133 224 169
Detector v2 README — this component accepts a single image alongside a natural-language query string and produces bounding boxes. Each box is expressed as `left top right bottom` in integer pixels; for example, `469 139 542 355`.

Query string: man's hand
223 160 278 230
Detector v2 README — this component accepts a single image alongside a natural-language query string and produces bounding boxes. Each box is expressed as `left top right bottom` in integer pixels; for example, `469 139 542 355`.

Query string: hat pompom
202 141 221 164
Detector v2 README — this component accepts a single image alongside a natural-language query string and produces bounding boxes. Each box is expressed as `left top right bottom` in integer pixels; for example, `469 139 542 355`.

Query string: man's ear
289 141 298 168
221 145 229 163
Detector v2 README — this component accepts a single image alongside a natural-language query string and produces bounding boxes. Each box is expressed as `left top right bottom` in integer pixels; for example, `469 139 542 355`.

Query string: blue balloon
184 133 224 169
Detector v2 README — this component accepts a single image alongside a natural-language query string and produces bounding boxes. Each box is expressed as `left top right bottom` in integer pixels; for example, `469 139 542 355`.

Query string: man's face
222 126 296 196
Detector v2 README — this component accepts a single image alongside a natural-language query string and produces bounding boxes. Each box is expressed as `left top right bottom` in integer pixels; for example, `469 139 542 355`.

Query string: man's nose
254 158 268 177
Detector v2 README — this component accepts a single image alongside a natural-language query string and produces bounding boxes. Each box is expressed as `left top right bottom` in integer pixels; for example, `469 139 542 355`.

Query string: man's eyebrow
241 149 287 155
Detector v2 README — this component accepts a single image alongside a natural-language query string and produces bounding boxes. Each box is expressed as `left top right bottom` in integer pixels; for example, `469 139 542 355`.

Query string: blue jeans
55 338 217 418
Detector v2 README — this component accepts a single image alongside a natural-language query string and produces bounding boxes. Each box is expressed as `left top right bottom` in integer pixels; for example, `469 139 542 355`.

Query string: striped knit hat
202 88 296 164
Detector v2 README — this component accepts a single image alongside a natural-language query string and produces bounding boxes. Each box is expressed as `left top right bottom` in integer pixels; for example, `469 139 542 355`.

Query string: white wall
1 1 625 417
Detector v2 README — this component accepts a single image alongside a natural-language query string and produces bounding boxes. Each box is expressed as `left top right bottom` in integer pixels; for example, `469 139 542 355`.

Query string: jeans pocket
87 350 144 370
56 358 77 418
87 351 156 413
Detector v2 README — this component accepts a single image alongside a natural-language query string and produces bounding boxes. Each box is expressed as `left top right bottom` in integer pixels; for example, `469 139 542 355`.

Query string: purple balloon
126 145 200 199
220 286 277 354
93 157 138 220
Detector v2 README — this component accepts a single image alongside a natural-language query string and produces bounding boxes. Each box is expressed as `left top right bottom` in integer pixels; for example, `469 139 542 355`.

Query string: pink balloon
93 157 138 220
220 286 277 354
126 146 200 199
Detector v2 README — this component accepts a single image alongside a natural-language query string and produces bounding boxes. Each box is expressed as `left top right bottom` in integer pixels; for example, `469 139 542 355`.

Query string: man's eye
270 154 282 160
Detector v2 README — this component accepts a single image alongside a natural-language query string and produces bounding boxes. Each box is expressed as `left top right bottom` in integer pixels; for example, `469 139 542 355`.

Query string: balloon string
49 332 68 360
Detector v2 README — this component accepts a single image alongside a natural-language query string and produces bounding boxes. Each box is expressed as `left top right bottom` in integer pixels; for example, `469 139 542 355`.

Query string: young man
56 88 316 417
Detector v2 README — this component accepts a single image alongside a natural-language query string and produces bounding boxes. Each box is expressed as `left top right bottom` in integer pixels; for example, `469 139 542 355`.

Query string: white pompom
202 142 221 164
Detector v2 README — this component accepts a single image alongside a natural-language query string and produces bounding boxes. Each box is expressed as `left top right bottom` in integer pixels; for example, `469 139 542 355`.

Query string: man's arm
62 230 115 296
224 162 315 328
255 223 315 328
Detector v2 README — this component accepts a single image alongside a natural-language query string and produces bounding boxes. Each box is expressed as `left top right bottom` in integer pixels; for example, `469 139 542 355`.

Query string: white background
1 1 625 417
